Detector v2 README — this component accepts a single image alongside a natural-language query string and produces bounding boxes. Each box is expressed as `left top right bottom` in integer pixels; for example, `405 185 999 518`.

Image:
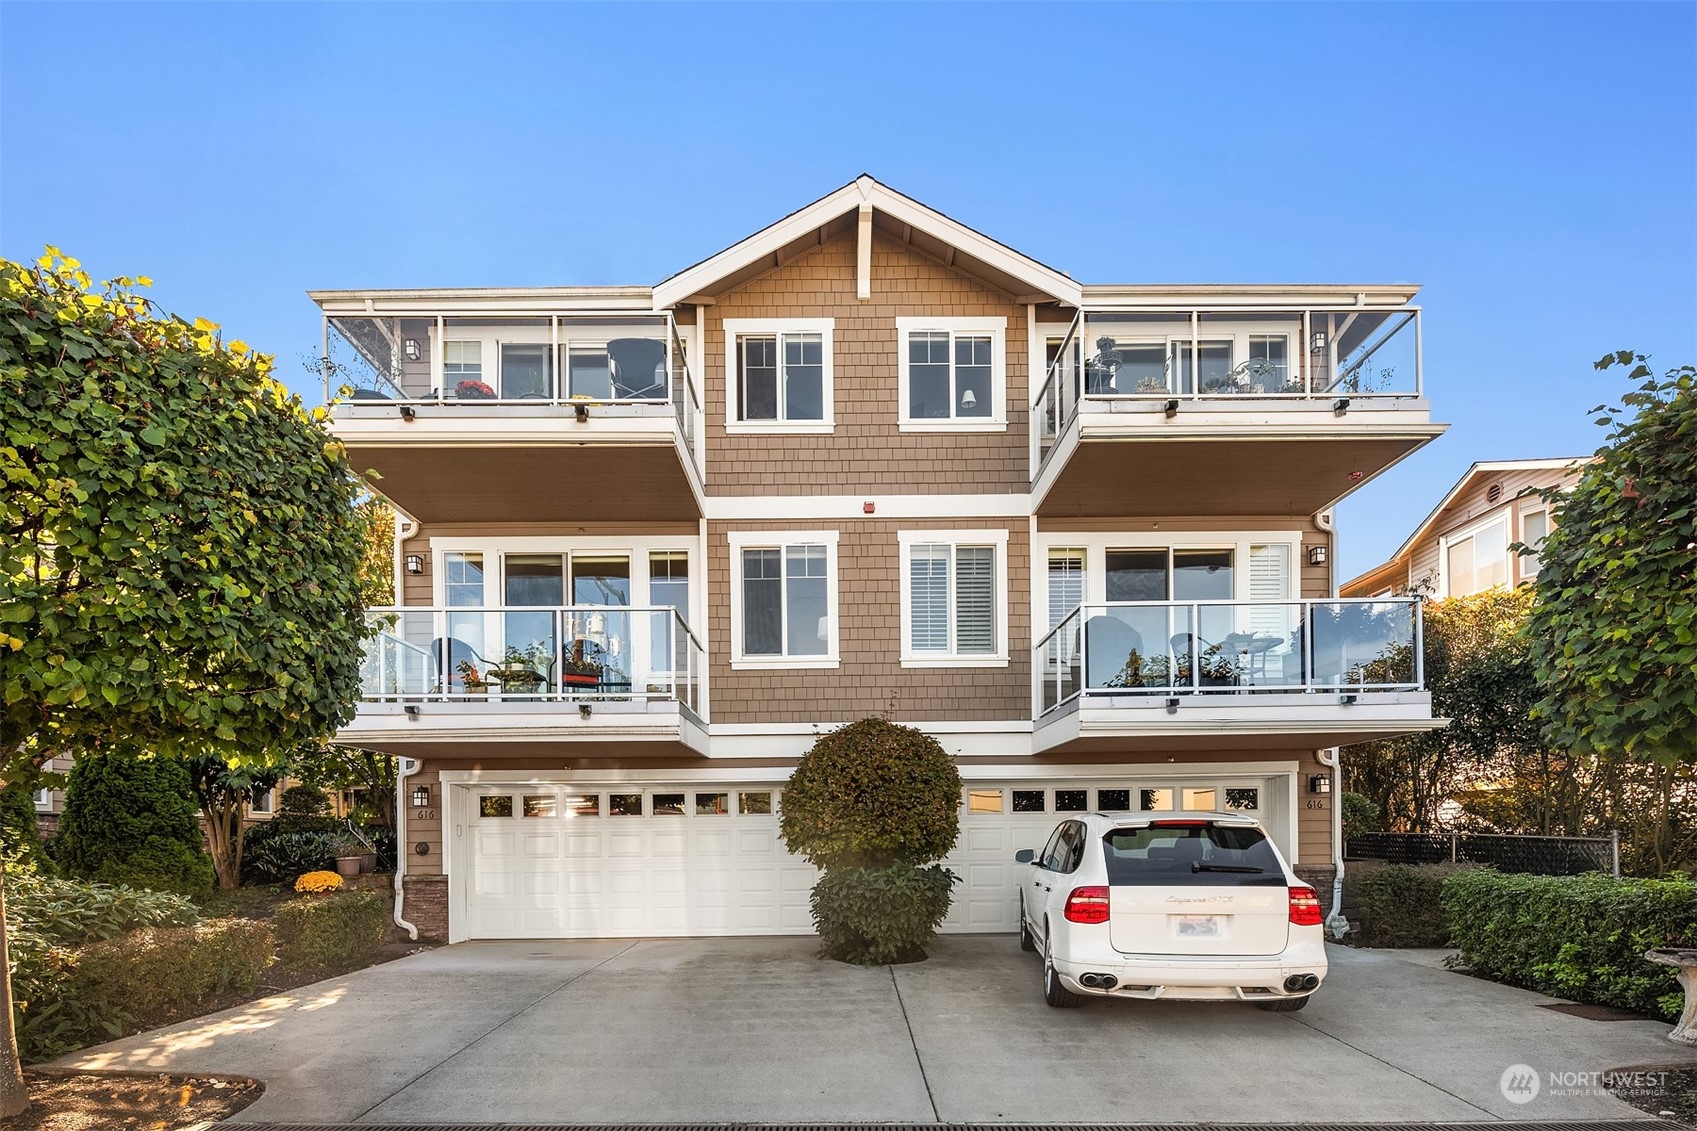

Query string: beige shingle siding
703 234 1029 495
709 518 1030 724
1399 464 1579 594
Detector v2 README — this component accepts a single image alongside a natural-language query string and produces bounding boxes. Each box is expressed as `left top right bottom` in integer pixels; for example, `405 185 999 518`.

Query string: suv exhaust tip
1079 973 1118 989
1283 973 1319 993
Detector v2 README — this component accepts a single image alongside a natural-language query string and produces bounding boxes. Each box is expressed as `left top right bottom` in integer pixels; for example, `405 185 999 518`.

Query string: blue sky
3 2 1693 579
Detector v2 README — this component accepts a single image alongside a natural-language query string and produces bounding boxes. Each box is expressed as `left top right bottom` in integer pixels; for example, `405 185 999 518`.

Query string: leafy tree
187 755 283 891
354 496 396 608
0 784 47 873
781 718 961 963
1527 351 1697 762
54 753 213 898
0 250 367 1116
292 740 398 832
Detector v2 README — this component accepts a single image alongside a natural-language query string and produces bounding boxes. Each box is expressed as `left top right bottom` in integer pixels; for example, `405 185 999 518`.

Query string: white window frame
898 529 1010 667
1518 505 1550 583
722 318 835 434
727 530 840 669
1437 506 1512 598
32 788 51 810
896 316 1007 432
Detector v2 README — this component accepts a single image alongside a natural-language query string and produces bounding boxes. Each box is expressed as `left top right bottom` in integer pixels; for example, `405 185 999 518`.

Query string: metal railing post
1450 831 1459 864
1611 829 1621 879
1304 601 1315 692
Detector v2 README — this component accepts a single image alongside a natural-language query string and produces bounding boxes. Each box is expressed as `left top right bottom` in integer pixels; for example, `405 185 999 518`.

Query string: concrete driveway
61 936 1697 1125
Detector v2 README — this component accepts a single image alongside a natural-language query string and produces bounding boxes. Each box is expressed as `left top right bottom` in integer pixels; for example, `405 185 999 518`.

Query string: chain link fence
1346 830 1620 878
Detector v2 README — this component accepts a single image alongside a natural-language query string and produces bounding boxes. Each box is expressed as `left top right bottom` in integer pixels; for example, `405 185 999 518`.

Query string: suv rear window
1102 823 1285 886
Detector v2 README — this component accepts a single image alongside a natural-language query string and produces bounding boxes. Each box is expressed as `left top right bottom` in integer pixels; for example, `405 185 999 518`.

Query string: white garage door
455 776 1283 940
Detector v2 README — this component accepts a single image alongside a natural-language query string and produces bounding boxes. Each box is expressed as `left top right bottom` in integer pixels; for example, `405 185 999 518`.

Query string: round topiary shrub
781 718 962 963
54 753 214 899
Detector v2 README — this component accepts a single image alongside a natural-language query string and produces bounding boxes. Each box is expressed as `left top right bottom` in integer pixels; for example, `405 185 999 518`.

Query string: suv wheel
1018 906 1037 953
1042 931 1081 1009
1255 996 1310 1012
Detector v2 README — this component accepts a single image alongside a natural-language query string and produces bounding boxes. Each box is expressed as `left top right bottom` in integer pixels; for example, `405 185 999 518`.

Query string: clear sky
3 2 1693 579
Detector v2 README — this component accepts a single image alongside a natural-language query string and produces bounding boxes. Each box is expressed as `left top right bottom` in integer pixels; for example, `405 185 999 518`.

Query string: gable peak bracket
856 202 873 301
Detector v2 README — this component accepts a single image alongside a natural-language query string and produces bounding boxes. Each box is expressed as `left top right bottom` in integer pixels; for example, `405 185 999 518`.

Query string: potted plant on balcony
455 658 487 695
494 641 551 695
561 639 603 691
455 378 496 400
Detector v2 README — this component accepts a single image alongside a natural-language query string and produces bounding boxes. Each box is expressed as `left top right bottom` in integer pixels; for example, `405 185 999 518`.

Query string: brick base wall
401 874 449 941
1293 864 1339 918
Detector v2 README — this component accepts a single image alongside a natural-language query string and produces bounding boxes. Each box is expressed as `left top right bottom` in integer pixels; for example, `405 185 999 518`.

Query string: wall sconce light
1308 774 1332 795
1307 545 1328 567
403 339 422 362
404 705 420 722
1332 397 1350 416
398 404 416 422
578 703 593 720
960 388 977 410
1163 399 1180 419
1339 693 1359 706
1310 332 1328 353
1165 697 1180 714
405 554 424 575
573 402 590 423
411 784 431 807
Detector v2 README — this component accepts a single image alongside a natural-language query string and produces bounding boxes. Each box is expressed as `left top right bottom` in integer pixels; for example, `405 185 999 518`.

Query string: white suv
1015 812 1327 1010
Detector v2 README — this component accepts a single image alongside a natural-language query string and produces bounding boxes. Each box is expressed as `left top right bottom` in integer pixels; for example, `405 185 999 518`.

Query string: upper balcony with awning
1031 293 1446 518
318 295 703 524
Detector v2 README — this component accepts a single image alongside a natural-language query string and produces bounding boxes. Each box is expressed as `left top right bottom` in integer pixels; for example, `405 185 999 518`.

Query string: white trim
707 719 1036 736
726 529 840 668
704 494 1031 521
897 528 1010 666
1436 504 1513 598
895 316 1008 431
1376 457 1590 570
721 317 836 432
1517 504 1550 585
439 760 1300 785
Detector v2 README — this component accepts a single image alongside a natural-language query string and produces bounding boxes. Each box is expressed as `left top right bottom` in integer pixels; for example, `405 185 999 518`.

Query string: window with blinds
1248 544 1291 641
1047 550 1085 662
907 542 997 657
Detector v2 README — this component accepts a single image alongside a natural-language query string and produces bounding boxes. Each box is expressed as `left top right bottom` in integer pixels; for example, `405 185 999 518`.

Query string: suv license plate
1174 915 1222 938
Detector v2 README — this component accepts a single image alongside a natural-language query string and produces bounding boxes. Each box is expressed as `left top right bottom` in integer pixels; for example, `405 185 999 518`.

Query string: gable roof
652 175 1082 310
1341 457 1591 593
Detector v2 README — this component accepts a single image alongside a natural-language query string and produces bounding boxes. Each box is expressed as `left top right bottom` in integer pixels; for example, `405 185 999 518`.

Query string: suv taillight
1289 885 1324 926
1063 886 1110 924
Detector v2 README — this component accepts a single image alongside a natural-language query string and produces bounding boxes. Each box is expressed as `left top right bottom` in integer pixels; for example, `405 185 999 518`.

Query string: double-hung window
899 530 1009 666
723 319 834 432
1443 513 1510 597
896 317 1006 429
729 531 838 667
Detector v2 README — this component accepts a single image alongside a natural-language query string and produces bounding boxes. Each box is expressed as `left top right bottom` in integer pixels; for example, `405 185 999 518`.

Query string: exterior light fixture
1165 697 1180 714
1307 545 1328 567
403 705 420 722
1310 332 1328 352
579 703 593 720
403 339 422 362
573 402 590 423
1164 399 1180 419
411 784 431 807
1308 774 1332 795
1339 693 1359 706
399 404 417 421
1332 397 1351 416
405 554 424 575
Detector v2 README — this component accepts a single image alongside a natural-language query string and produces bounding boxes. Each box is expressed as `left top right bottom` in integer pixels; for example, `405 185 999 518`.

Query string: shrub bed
1442 870 1697 1020
1344 863 1466 948
71 919 274 1027
273 890 388 974
810 864 956 965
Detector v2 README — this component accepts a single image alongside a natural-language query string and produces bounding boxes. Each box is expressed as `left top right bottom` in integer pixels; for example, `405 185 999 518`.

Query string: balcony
339 605 707 758
1032 304 1444 517
1033 598 1440 754
321 309 703 524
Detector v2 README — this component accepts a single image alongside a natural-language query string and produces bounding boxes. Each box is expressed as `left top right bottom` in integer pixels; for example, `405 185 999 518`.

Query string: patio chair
430 637 495 694
606 338 668 400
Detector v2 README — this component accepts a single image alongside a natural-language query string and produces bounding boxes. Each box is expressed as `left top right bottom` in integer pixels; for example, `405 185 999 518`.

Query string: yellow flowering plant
294 870 344 894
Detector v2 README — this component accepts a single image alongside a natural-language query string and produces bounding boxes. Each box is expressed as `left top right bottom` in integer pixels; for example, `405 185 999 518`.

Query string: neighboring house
1341 458 1590 599
322 175 1447 944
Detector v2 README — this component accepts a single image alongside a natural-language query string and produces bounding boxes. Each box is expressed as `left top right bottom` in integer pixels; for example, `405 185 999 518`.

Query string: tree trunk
0 870 30 1117
206 801 241 891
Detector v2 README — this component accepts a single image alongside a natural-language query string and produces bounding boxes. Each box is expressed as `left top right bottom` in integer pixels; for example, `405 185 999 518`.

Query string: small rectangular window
1182 787 1218 811
898 318 1005 426
608 793 643 817
738 791 773 815
500 343 552 399
1055 789 1088 812
695 792 729 816
523 795 557 819
1140 788 1175 812
1097 788 1130 811
737 539 833 662
1225 788 1260 811
904 537 1002 661
444 340 484 391
726 320 833 428
967 789 1004 814
565 793 600 817
1248 335 1289 388
1012 790 1045 814
652 793 686 816
478 795 513 819
1521 510 1550 579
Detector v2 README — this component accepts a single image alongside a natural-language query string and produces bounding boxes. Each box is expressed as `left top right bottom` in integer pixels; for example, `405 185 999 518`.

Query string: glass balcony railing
1036 306 1424 466
1034 598 1422 716
359 605 703 718
323 312 702 462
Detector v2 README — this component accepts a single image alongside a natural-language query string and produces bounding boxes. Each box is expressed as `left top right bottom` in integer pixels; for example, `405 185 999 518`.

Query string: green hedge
1345 864 1466 948
1442 870 1697 1020
71 920 274 1028
809 864 956 965
274 890 388 973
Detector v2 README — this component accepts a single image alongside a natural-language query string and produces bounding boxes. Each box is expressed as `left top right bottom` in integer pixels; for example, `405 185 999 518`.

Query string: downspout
392 756 421 941
1317 746 1348 939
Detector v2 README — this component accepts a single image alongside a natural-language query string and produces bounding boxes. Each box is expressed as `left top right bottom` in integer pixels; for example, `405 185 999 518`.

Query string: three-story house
322 177 1447 943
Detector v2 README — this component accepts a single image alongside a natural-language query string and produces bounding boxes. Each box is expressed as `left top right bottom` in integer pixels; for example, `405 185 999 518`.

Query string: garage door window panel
523 795 557 818
738 791 774 815
478 796 514 819
653 793 686 816
609 793 643 817
696 793 729 815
